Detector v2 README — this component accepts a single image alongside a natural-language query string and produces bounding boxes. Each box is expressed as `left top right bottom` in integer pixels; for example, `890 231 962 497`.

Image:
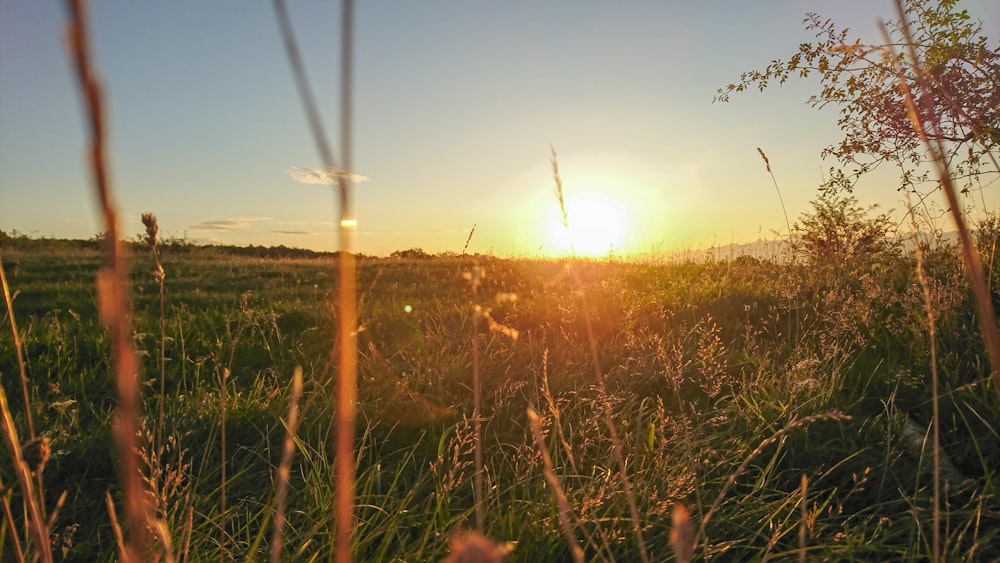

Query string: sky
2 1 998 257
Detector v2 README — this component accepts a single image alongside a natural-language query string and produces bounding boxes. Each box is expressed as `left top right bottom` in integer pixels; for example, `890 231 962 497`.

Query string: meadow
4 2 999 560
2 220 999 561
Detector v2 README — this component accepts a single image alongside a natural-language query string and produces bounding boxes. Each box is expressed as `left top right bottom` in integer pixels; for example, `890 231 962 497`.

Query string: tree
716 0 1000 195
789 192 898 268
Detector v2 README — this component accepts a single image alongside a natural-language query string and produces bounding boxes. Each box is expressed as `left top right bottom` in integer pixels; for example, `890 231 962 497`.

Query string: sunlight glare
547 193 629 256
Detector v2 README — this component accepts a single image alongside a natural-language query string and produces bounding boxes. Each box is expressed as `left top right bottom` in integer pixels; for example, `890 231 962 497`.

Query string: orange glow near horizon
547 193 630 256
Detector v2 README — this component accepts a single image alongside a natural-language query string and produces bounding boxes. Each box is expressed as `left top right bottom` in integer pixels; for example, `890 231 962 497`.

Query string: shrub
789 192 899 270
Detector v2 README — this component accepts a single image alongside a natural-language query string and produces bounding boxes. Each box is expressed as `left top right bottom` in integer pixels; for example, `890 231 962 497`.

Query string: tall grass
272 1 358 560
527 406 585 563
0 252 45 561
269 367 303 562
2 237 999 559
65 1 151 560
469 265 486 533
550 147 651 563
140 213 167 450
0 256 33 441
883 1 1000 558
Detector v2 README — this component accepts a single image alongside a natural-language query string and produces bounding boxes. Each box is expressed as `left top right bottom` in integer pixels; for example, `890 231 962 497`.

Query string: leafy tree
789 192 898 267
716 0 1000 195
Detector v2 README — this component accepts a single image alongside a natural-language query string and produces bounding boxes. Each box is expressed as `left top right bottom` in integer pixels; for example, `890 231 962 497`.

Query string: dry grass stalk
0 251 34 439
550 148 651 563
756 147 792 238
271 2 359 558
179 506 194 563
695 411 851 555
467 266 486 533
219 368 228 563
148 519 176 563
550 146 569 232
64 1 151 559
537 364 612 561
136 420 186 562
799 474 808 563
670 504 694 563
527 407 585 563
882 0 1000 404
141 212 168 448
270 367 304 563
334 260 359 554
0 250 49 556
463 224 477 255
106 491 128 562
334 3 358 558
0 474 26 562
907 193 943 562
0 384 49 561
472 314 484 533
540 349 577 473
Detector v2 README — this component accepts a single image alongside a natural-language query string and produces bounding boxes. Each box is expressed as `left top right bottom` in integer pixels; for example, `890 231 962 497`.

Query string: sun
547 193 629 256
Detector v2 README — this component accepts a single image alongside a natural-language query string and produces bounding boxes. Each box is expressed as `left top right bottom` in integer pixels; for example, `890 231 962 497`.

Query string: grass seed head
141 213 159 248
443 531 511 563
22 436 51 473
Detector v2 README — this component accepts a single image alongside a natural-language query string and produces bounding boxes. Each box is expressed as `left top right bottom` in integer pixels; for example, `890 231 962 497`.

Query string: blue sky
2 1 997 256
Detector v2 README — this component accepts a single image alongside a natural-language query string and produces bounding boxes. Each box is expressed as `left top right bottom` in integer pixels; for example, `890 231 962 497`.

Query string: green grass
1 237 999 561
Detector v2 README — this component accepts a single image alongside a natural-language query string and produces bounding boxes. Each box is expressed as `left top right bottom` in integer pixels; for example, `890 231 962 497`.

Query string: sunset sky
2 1 998 257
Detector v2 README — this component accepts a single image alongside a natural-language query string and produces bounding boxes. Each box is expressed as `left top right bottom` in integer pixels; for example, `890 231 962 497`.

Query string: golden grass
694 411 852 556
0 254 33 439
469 266 486 533
550 148 651 563
270 367 304 562
0 252 42 561
141 212 168 449
271 1 359 559
799 474 808 563
756 147 792 239
0 384 51 560
219 368 228 562
527 407 585 563
670 504 694 563
65 1 152 560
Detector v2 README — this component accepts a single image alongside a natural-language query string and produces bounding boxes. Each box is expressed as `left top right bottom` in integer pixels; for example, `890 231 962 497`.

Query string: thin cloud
189 216 273 232
269 229 316 235
288 167 369 185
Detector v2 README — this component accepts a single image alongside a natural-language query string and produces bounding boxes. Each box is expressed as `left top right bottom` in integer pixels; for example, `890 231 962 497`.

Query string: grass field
1 227 999 561
4 1 990 560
